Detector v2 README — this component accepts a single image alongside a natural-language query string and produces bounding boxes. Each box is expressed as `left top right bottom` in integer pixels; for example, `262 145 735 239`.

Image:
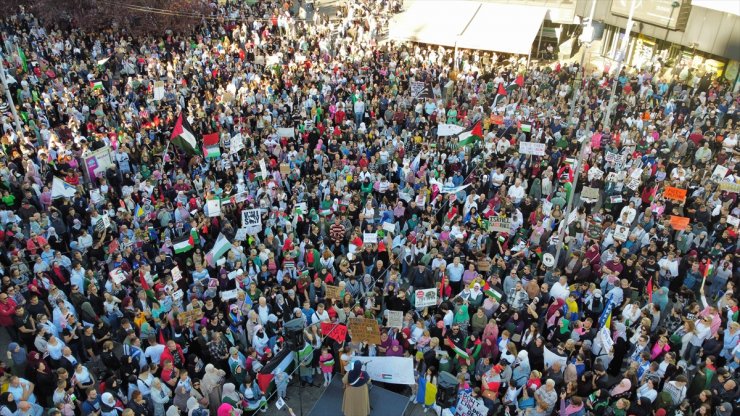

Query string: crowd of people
0 0 738 416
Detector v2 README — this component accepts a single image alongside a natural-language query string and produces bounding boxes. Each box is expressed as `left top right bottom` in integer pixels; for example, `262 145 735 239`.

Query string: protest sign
229 133 244 154
321 322 348 343
589 167 604 179
280 163 291 175
363 233 378 244
415 288 438 308
352 356 415 385
599 327 614 353
518 141 546 156
220 289 240 301
711 165 729 181
387 310 403 328
409 81 433 99
455 392 488 416
626 178 641 191
719 181 740 193
241 209 261 228
234 228 249 241
153 81 165 101
349 318 381 345
669 215 690 230
610 195 623 204
728 215 739 227
382 222 396 233
259 159 268 179
109 268 127 284
177 308 201 326
613 225 629 241
276 127 295 138
325 284 342 300
171 266 183 282
543 346 567 371
490 114 504 125
663 186 687 202
581 186 600 200
488 217 512 233
206 199 221 217
172 289 184 301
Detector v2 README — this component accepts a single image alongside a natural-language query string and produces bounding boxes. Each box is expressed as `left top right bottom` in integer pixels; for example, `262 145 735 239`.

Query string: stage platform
307 376 410 416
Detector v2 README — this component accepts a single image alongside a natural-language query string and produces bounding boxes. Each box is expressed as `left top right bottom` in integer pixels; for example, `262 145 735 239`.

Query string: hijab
610 378 632 396
221 383 240 403
201 364 224 393
347 360 370 387
0 392 17 413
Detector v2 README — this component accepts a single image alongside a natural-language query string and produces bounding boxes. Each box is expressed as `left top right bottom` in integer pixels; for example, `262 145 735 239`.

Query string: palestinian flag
17 46 27 72
497 83 507 96
90 80 104 90
515 74 524 87
484 288 502 302
203 132 221 159
458 121 483 147
206 233 232 267
170 113 199 156
447 339 470 360
173 233 194 254
190 228 200 246
139 270 157 301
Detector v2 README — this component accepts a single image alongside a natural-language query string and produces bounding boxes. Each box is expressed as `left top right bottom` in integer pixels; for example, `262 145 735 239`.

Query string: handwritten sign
234 228 249 241
382 222 396 233
518 141 546 156
414 288 438 308
626 178 641 191
241 209 261 228
455 392 488 416
669 215 690 230
349 318 381 345
581 186 600 200
363 233 378 244
488 217 512 233
321 322 348 343
387 310 403 328
325 284 342 300
663 186 687 202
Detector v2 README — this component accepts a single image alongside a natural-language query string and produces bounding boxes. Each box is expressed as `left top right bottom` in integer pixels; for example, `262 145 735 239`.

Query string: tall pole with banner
602 0 640 129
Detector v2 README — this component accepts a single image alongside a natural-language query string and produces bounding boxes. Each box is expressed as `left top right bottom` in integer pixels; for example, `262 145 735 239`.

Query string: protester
0 0 738 415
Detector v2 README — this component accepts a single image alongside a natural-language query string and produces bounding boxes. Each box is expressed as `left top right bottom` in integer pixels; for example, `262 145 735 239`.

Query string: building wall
575 0 740 61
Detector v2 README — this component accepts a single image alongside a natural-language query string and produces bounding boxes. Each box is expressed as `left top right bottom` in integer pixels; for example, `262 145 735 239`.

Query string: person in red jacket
160 340 186 369
0 292 18 340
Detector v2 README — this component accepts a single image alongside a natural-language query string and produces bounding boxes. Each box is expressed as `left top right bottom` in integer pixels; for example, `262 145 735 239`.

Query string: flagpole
0 51 24 134
159 140 171 177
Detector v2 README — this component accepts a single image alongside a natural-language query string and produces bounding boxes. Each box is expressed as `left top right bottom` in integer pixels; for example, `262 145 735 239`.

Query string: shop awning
388 1 548 55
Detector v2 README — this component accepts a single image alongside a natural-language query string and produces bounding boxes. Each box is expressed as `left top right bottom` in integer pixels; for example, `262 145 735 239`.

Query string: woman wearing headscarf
0 392 17 416
608 321 630 376
221 383 243 408
343 361 371 416
512 350 531 387
200 364 226 415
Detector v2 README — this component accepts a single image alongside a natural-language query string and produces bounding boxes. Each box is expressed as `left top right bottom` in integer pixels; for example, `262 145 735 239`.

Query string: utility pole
602 0 640 129
553 0 597 269
0 51 24 135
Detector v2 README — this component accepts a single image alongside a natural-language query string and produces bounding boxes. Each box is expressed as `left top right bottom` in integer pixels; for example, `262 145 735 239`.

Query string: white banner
276 127 295 138
351 356 415 385
429 178 471 194
206 199 221 217
437 123 466 137
241 209 261 228
153 81 165 101
543 346 567 371
518 141 546 156
414 288 438 308
229 133 244 154
455 392 488 416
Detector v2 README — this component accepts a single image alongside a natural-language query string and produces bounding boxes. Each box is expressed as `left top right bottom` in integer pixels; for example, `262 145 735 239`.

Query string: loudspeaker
284 320 305 351
437 371 458 408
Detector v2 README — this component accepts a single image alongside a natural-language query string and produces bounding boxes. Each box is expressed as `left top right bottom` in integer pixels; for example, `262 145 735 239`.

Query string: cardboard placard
321 322 348 343
171 266 183 282
234 228 249 241
206 199 221 217
177 308 202 325
663 186 687 202
363 233 378 244
280 163 291 175
488 217 512 233
518 141 546 156
711 165 729 180
414 288 438 308
455 392 488 416
109 268 127 284
325 284 342 300
241 209 261 228
387 310 403 328
382 222 396 233
348 318 381 345
220 289 240 301
581 186 600 200
669 215 690 230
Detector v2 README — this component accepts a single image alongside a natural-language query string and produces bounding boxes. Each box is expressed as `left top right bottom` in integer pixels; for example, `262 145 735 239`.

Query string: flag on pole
173 234 194 254
458 121 483 147
170 113 199 156
206 233 232 267
139 270 156 301
190 228 200 247
134 204 145 219
90 81 104 90
497 83 507 96
51 177 77 199
17 47 27 72
446 338 470 360
515 74 524 87
202 132 221 159
598 294 615 329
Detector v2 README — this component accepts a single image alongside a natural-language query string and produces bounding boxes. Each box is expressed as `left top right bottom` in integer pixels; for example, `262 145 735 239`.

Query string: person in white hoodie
685 315 713 366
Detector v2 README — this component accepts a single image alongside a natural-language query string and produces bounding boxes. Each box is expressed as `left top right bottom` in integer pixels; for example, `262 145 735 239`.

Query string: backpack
191 408 209 416
590 296 604 314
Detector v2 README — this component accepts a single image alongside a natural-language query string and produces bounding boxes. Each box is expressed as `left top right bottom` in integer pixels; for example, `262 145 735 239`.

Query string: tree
10 0 211 37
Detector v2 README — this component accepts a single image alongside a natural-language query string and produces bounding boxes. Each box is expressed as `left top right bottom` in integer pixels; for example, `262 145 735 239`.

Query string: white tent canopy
389 1 547 55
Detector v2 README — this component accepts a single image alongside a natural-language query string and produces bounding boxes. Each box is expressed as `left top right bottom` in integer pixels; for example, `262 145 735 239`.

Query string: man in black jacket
408 264 433 289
